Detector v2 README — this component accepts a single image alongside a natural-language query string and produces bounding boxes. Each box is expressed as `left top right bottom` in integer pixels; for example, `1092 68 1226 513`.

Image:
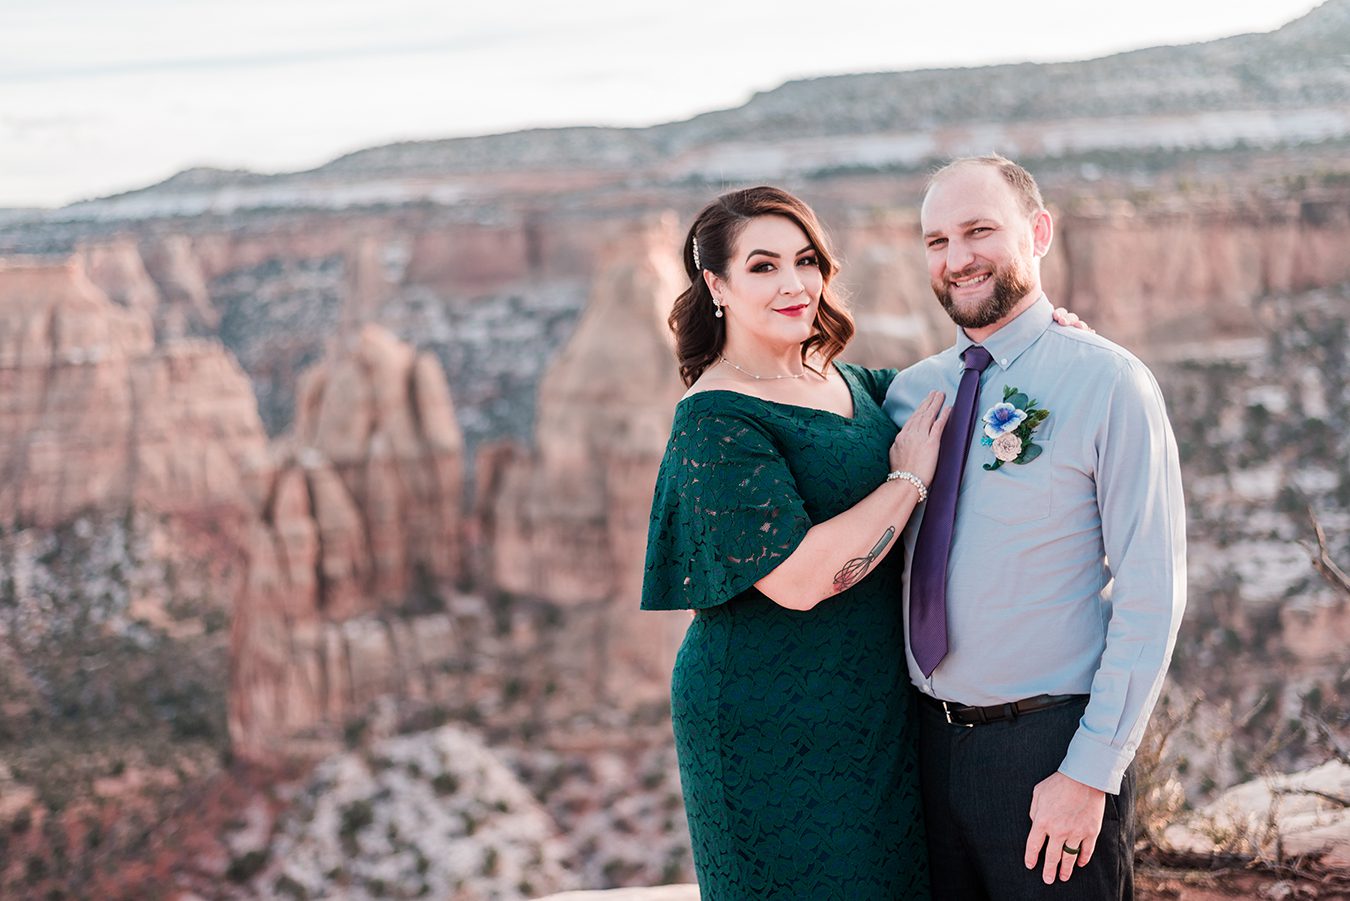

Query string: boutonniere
979 386 1050 471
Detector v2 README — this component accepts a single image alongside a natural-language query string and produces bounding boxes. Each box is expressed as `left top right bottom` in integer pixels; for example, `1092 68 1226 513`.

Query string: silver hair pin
692 236 702 270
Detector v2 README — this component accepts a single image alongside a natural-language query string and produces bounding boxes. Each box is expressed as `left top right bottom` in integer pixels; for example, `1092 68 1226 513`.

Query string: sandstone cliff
832 215 954 367
1046 195 1350 348
0 255 272 898
76 238 162 314
230 323 468 760
0 257 268 527
5 185 1349 897
290 323 464 606
484 217 689 708
138 234 221 337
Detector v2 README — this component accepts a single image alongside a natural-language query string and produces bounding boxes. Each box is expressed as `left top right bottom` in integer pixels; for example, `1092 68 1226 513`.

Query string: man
883 155 1187 900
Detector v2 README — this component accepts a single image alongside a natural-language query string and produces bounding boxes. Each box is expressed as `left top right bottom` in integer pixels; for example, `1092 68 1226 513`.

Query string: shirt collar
954 295 1054 372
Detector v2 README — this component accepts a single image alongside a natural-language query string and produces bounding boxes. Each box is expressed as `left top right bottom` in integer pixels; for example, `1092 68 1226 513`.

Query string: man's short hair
925 154 1044 217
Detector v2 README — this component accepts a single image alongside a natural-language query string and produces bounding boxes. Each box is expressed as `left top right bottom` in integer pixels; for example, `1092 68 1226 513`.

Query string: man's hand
1024 771 1106 884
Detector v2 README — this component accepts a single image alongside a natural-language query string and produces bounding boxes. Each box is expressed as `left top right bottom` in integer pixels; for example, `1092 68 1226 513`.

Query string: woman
641 186 945 898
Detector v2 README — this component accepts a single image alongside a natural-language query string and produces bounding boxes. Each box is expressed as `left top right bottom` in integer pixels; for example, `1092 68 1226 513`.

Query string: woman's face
708 214 824 353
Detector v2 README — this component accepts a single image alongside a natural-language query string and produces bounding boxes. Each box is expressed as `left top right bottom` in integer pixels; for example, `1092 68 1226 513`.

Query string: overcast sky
0 0 1323 208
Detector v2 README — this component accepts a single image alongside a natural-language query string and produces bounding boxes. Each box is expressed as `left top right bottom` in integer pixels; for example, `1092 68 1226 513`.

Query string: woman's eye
750 262 774 273
798 255 819 267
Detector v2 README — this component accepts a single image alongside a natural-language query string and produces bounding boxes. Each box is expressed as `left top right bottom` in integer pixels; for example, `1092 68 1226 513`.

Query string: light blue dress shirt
883 296 1187 793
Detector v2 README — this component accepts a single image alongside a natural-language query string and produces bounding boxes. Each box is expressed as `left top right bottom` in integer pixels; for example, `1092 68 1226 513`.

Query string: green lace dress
642 362 929 900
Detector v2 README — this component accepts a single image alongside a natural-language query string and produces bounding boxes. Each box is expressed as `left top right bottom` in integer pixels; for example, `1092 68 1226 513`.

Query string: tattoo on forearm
832 526 896 592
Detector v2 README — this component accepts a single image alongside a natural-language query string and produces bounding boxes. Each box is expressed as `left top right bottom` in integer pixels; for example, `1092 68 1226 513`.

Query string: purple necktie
909 344 994 677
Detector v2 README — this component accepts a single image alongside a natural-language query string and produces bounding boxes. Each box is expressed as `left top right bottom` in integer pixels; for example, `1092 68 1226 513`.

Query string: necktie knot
962 345 993 373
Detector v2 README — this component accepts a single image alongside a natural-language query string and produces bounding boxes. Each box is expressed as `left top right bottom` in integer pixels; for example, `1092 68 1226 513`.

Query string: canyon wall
0 257 268 528
9 188 1350 763
484 217 689 708
230 321 467 760
1 181 1348 897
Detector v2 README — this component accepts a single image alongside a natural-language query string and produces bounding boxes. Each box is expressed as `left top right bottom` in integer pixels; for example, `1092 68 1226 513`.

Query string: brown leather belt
920 692 1087 727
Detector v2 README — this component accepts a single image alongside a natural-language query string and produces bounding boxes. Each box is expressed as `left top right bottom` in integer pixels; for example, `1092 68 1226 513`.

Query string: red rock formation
833 213 955 368
485 217 690 707
76 238 162 314
291 323 464 606
230 323 467 760
0 258 268 527
1044 198 1350 347
139 235 221 337
404 225 532 294
171 224 372 286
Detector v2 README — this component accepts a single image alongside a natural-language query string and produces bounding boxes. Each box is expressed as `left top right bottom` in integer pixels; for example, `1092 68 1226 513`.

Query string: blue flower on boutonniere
982 403 1027 438
980 386 1050 471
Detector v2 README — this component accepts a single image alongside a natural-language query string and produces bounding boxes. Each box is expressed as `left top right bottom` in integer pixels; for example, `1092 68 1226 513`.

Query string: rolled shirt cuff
1058 729 1132 794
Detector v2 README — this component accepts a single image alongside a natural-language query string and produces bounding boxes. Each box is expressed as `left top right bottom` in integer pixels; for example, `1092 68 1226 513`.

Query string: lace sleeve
838 362 899 408
641 402 812 611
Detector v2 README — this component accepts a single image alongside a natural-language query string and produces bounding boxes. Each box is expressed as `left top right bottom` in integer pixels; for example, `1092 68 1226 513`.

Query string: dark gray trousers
918 696 1135 900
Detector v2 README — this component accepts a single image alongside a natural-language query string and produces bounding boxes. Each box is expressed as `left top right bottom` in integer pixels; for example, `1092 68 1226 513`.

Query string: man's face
921 164 1042 330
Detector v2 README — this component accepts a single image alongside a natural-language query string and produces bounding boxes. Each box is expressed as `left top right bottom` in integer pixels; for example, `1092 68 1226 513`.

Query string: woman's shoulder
834 360 899 383
653 389 788 496
834 361 900 404
670 387 777 442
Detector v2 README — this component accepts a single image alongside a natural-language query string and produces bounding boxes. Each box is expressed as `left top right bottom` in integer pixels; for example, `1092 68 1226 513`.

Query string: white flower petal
992 432 1024 462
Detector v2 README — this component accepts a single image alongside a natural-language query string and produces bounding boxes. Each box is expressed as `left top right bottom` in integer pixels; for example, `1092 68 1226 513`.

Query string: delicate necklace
719 354 806 380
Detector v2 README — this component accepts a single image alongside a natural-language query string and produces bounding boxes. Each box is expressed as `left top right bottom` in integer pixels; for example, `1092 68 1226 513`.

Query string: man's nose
946 240 976 273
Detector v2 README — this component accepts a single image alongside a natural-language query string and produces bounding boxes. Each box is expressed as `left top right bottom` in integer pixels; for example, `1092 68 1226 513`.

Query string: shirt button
1001 358 1009 366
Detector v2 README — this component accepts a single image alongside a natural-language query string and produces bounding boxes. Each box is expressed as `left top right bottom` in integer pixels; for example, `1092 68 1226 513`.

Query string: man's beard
934 260 1036 329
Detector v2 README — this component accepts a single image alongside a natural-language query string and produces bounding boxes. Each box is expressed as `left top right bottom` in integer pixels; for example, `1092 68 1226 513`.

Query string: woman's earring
713 298 724 318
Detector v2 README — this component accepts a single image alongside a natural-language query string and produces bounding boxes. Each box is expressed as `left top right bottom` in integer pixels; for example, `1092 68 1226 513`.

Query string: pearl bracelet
885 470 928 503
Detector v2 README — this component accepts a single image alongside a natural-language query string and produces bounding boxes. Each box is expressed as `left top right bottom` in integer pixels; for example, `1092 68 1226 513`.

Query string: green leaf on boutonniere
1017 443 1043 464
1007 392 1030 410
1003 385 1016 401
982 459 1003 471
1028 408 1050 425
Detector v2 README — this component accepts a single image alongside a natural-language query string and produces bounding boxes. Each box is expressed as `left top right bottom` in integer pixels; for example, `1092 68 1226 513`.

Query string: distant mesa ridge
49 0 1350 215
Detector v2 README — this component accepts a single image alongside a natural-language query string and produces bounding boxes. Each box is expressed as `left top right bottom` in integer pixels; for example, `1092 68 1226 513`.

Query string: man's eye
971 227 991 235
926 239 947 249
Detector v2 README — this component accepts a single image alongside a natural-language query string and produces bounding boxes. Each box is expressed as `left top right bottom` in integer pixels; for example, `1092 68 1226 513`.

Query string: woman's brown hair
669 186 853 387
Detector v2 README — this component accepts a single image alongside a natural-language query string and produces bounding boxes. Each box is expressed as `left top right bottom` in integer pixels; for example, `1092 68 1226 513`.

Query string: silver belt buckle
942 700 975 728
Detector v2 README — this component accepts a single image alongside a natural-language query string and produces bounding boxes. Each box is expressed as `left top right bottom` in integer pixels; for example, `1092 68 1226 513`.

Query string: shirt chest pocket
963 438 1054 525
